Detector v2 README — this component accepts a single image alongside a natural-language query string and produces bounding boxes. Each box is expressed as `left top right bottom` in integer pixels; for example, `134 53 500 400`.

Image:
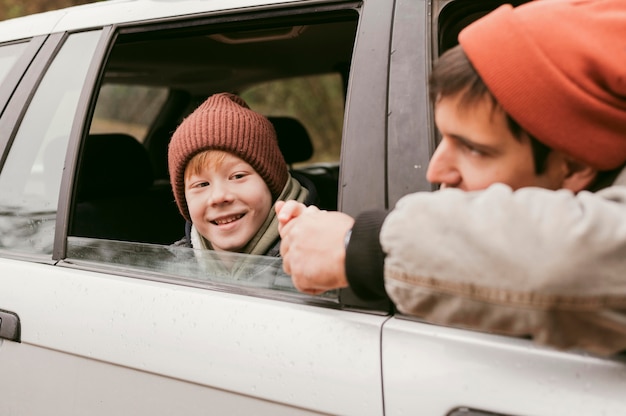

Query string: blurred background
0 0 344 163
0 0 102 20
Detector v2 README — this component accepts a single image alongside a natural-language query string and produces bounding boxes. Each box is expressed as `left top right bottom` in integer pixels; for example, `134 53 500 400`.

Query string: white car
0 0 624 415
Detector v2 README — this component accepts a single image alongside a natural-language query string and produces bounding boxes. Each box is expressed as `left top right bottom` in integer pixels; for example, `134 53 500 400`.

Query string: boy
168 92 314 256
276 0 626 355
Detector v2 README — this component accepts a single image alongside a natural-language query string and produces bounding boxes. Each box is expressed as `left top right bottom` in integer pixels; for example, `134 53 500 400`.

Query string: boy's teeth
215 214 243 225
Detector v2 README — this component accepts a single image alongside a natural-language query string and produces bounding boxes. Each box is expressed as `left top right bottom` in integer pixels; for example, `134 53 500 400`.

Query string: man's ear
562 159 597 192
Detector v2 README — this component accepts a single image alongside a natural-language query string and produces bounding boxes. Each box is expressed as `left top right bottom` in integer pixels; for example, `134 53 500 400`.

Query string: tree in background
0 0 101 20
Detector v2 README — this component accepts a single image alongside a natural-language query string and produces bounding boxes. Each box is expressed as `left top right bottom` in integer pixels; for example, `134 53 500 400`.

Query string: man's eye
468 147 486 156
462 143 488 157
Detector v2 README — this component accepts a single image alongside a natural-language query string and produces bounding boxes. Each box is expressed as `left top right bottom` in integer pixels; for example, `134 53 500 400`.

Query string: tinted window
0 31 102 255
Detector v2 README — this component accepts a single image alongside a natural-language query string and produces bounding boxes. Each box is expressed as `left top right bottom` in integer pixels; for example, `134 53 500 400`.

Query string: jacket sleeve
345 210 389 302
380 183 626 356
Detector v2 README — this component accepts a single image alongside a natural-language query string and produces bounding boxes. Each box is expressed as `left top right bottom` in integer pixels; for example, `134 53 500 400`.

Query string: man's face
185 152 272 252
427 92 567 191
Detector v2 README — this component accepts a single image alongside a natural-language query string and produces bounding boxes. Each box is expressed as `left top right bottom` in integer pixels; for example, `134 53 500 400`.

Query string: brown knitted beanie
459 0 626 170
168 92 288 221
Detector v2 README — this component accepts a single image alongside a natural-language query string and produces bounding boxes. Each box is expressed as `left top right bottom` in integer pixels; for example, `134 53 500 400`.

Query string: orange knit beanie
168 92 288 221
459 0 626 170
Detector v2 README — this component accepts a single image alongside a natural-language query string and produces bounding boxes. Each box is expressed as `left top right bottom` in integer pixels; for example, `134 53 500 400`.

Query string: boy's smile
185 152 272 252
211 213 245 226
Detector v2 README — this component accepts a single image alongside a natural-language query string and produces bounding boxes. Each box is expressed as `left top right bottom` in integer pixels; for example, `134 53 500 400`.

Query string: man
276 0 626 356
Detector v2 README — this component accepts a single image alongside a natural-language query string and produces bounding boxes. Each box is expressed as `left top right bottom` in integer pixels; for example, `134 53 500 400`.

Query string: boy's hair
429 45 551 175
184 150 229 180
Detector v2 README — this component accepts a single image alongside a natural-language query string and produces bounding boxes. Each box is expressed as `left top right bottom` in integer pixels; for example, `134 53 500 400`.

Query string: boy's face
427 92 568 191
185 152 272 252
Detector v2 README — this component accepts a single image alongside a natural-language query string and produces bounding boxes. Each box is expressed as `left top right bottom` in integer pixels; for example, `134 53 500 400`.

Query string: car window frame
386 0 435 205
335 0 394 311
0 37 46 119
51 26 114 261
49 2 386 312
0 33 70 264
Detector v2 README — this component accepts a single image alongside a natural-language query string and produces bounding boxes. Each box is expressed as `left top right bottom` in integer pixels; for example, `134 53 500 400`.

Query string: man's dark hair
429 45 551 175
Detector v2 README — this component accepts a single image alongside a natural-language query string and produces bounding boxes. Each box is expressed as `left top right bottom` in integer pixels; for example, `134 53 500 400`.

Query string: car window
0 31 102 255
241 72 345 165
90 84 169 142
0 42 28 86
65 6 357 301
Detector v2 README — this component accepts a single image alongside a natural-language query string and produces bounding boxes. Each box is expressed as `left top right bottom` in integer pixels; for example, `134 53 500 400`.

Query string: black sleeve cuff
345 210 390 302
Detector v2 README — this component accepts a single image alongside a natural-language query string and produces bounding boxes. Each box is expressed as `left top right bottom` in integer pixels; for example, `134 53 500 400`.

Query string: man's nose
426 139 461 188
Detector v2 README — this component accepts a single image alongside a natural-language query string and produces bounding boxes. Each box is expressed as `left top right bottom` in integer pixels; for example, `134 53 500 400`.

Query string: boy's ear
562 158 597 192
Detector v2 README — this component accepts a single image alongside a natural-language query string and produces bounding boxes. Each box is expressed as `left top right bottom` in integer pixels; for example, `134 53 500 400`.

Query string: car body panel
0 10 66 42
0 256 386 415
382 317 626 416
0 0 323 42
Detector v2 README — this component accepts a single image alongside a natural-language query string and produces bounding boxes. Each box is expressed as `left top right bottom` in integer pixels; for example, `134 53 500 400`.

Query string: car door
381 1 626 415
0 1 393 415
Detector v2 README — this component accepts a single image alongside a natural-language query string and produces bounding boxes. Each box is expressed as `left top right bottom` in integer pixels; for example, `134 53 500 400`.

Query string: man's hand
276 201 354 295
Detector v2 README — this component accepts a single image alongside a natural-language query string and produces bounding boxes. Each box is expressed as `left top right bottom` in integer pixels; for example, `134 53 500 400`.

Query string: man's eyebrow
447 133 500 154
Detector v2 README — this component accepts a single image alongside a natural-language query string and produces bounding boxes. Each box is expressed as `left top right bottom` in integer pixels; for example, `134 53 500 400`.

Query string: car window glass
241 73 345 165
67 236 337 299
0 31 102 255
0 42 28 86
90 84 169 142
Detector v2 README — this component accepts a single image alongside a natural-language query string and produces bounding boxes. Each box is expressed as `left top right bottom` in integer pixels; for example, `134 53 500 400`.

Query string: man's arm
381 183 626 356
276 200 353 295
277 200 390 300
344 210 388 301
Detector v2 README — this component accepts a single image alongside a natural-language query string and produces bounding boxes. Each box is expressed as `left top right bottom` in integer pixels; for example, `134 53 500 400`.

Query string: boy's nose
208 181 234 205
426 139 462 188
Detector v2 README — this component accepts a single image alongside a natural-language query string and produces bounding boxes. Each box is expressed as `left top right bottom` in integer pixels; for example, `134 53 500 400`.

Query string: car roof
0 0 310 43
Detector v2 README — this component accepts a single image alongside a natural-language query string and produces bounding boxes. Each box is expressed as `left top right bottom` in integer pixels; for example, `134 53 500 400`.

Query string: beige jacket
381 168 626 356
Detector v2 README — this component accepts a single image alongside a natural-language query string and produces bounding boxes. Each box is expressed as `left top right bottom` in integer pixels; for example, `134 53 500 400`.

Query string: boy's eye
231 172 247 180
194 181 210 188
